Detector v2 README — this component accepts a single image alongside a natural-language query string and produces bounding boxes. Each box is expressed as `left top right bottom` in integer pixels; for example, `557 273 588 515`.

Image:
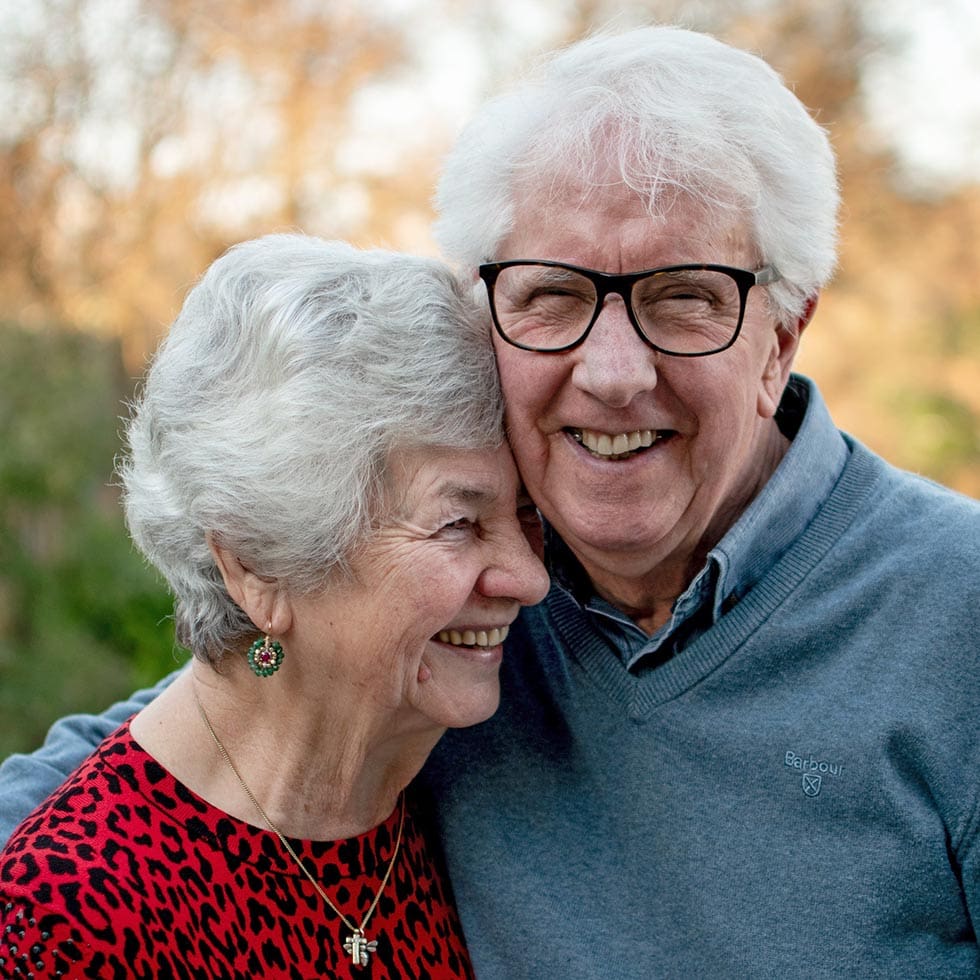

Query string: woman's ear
206 533 291 635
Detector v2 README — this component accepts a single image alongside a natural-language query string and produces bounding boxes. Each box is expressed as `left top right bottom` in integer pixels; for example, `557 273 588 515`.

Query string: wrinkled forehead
503 170 757 269
522 114 745 204
382 443 517 513
505 132 758 258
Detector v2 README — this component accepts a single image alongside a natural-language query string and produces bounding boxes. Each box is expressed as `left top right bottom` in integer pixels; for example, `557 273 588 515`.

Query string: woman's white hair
434 25 839 321
120 234 503 662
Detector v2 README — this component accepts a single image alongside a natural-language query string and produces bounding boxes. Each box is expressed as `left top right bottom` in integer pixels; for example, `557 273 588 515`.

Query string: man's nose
570 297 659 407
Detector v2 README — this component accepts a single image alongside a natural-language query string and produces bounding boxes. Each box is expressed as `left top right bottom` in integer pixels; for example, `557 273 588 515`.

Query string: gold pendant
343 929 378 968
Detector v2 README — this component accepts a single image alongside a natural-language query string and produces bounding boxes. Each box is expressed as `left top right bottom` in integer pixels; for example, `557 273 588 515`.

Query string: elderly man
2 26 978 978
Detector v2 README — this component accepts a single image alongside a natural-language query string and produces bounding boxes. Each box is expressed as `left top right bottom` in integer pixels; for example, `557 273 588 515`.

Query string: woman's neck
131 661 442 840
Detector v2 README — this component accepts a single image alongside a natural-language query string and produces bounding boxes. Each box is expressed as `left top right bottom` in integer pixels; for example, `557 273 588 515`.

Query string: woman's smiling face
288 443 549 731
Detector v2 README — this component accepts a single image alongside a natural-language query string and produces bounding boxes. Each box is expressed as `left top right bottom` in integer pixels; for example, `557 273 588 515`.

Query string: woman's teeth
571 427 657 459
437 626 510 647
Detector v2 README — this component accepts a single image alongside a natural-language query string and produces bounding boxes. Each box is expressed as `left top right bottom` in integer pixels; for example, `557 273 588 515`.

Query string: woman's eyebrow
437 483 495 506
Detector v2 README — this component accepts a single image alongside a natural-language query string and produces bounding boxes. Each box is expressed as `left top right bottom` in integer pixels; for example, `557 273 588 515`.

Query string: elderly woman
0 235 548 977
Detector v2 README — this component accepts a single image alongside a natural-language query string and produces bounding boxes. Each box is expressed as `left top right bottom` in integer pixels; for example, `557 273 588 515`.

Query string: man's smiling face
491 178 800 588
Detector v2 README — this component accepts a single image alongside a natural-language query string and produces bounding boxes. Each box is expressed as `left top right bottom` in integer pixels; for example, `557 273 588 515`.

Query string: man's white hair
435 25 839 322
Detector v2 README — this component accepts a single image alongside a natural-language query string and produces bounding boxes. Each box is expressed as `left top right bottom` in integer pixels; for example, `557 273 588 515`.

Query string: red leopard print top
0 723 473 979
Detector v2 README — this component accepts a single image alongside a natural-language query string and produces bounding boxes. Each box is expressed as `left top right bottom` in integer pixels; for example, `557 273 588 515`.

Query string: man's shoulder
826 442 980 620
846 439 980 540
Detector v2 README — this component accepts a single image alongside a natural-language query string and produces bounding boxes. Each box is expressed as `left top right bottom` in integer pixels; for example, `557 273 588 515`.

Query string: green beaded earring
247 631 284 677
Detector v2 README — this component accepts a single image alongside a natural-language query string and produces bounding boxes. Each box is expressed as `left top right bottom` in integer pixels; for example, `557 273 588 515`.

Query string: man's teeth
573 428 656 458
437 626 510 647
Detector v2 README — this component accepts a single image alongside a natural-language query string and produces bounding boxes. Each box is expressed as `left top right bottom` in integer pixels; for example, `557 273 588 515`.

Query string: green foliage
939 307 980 359
880 306 980 489
889 387 980 486
0 322 183 759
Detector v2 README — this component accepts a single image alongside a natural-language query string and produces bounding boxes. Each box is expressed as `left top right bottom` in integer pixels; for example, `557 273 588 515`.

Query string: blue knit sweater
421 424 980 977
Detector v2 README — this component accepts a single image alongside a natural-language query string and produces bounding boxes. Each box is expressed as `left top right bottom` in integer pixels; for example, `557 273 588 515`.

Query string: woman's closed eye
439 517 476 535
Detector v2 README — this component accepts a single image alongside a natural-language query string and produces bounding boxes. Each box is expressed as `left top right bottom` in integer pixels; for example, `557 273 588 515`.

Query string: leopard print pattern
0 724 473 979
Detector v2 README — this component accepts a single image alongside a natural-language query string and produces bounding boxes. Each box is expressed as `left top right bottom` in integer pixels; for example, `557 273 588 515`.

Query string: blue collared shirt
546 375 850 670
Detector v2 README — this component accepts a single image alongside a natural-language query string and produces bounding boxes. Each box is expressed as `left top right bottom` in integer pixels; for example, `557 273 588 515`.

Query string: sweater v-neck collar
545 440 882 719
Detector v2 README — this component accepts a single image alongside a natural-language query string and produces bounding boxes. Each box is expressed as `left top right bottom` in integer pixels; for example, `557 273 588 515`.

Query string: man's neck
566 424 792 636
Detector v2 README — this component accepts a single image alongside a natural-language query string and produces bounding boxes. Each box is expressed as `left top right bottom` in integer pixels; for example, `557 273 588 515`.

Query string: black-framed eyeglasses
478 260 781 356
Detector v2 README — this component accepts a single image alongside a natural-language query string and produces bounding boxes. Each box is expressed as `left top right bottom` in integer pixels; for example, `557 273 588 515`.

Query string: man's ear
796 294 818 337
759 293 819 419
206 533 291 635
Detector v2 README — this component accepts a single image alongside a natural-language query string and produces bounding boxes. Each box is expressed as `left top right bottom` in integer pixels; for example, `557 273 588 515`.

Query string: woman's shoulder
0 722 244 975
0 721 222 914
0 724 147 973
2 722 131 845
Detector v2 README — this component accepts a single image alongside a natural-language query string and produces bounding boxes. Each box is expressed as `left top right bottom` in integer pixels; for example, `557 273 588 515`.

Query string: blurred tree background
1 0 978 759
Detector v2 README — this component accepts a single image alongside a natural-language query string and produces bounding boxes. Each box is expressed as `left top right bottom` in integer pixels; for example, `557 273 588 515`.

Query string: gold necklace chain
193 687 405 969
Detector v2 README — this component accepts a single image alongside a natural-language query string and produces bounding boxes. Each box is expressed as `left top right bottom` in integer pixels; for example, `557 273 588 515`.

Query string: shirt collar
706 374 848 617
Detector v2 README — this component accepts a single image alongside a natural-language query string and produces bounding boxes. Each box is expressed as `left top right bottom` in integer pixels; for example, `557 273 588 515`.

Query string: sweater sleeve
0 668 184 845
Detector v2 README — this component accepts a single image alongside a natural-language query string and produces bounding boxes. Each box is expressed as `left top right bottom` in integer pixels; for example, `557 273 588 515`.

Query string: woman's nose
479 521 550 606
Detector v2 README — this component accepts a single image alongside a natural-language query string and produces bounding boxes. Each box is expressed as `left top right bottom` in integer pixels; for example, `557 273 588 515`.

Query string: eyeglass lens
490 265 744 354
